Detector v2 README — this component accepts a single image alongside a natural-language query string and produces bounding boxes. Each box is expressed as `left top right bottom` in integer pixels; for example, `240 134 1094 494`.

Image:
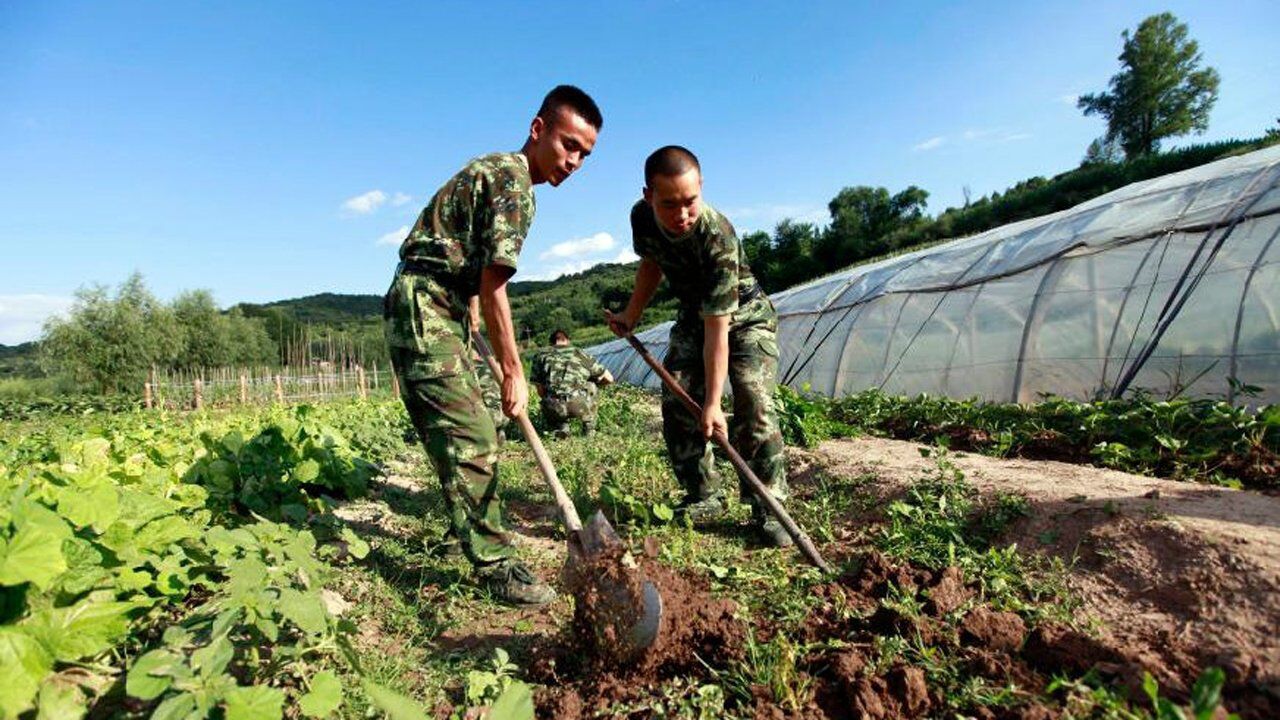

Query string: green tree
40 273 182 393
818 185 929 267
1077 12 1220 159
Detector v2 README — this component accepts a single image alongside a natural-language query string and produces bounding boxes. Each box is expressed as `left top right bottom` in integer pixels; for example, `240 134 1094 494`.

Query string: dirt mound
531 551 746 717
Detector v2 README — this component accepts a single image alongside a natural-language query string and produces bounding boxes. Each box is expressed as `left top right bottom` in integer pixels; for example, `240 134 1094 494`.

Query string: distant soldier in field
530 329 613 437
384 85 602 605
605 146 792 547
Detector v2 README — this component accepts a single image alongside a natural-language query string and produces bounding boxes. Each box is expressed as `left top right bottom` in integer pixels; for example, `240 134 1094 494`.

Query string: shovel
470 330 663 662
620 331 833 573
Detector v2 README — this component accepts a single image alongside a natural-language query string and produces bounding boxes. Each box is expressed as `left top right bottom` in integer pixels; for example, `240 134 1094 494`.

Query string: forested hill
233 293 382 323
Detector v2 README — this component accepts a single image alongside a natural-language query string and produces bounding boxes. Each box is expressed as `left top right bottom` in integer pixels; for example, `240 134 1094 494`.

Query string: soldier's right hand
501 374 528 419
604 308 632 338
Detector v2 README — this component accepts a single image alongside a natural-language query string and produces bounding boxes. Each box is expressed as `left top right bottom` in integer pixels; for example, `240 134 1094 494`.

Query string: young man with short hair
385 85 602 604
606 146 791 547
530 328 613 437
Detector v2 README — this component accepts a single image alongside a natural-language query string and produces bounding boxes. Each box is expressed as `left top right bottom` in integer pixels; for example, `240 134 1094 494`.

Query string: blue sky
2 1 1277 344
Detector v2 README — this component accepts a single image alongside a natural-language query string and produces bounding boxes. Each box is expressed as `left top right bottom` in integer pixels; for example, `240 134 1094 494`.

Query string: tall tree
1078 12 1220 159
819 185 929 266
40 273 182 393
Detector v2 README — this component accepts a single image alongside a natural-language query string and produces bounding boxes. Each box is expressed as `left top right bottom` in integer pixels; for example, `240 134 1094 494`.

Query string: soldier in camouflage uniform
384 85 602 604
530 329 613 437
606 146 791 547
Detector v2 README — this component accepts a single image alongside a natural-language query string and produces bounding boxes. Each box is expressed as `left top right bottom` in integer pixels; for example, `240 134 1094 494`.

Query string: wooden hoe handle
623 333 833 573
471 331 582 534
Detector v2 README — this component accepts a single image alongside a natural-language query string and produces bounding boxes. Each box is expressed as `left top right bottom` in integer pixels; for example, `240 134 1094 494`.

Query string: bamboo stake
275 374 284 403
144 382 153 410
193 378 203 411
240 373 248 405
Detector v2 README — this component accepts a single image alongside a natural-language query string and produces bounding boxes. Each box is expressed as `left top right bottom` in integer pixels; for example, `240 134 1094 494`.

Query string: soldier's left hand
701 404 727 440
501 374 528 419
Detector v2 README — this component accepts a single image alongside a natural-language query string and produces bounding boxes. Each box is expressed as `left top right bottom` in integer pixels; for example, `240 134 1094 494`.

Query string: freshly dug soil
532 550 746 717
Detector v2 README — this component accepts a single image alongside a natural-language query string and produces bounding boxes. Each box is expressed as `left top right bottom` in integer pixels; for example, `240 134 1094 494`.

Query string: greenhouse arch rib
1110 164 1280 399
1229 222 1280 403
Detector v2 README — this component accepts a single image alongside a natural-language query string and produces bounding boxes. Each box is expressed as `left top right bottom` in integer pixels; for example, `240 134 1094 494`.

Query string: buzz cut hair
644 145 701 187
537 85 603 130
549 329 570 345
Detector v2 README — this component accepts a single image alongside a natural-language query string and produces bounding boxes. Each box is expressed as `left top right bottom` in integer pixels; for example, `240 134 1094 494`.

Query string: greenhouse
588 145 1280 406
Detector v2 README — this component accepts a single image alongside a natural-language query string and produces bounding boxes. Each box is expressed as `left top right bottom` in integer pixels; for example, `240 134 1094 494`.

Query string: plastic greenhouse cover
588 145 1280 405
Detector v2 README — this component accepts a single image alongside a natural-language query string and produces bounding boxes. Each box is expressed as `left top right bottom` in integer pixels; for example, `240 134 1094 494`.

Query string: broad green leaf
340 527 369 559
293 459 321 483
0 627 53 717
55 483 120 531
151 692 197 720
59 538 109 595
37 682 86 720
0 522 69 590
126 649 181 700
191 636 234 678
362 680 427 720
224 685 284 720
299 671 342 717
278 588 328 636
133 515 197 551
489 681 534 720
28 598 136 661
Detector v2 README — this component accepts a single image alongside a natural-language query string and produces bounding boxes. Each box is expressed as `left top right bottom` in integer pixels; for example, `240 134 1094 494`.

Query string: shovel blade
567 510 664 663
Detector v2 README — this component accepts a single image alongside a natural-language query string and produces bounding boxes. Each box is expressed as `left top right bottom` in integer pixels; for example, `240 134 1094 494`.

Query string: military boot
674 493 728 524
476 560 557 606
430 527 463 558
752 507 794 548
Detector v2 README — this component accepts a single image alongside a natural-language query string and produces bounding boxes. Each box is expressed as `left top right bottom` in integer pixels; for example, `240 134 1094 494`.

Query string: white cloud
539 232 615 260
525 260 601 281
0 294 74 345
376 225 410 246
613 248 639 264
962 129 994 141
341 189 387 216
1001 132 1032 142
1058 93 1080 106
722 203 828 232
391 192 413 207
912 136 946 152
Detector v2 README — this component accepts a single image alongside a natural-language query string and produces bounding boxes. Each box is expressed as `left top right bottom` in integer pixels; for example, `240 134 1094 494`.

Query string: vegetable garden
2 386 1277 718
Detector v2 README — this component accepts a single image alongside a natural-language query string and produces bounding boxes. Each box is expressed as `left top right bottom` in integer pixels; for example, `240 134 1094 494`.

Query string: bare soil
354 435 1280 718
808 436 1280 718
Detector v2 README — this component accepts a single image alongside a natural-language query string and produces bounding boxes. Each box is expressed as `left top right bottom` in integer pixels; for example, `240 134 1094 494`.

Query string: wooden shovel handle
623 333 832 573
471 331 582 533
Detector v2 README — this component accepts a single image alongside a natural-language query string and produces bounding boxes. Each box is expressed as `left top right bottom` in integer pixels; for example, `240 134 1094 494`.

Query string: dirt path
807 436 1280 706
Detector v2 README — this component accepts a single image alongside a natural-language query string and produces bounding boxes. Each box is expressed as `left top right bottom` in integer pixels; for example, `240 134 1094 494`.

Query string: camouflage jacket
385 153 535 352
531 345 609 401
630 199 763 324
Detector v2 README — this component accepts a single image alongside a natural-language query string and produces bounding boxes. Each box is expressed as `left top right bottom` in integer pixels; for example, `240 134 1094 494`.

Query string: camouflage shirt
399 152 535 289
386 152 536 353
531 345 609 400
630 200 758 320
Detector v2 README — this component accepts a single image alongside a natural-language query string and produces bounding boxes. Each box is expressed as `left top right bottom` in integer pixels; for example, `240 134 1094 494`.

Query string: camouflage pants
662 310 787 515
385 275 513 567
541 394 598 436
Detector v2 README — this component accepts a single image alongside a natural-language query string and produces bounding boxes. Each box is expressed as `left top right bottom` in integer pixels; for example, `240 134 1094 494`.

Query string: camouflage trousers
662 309 787 515
386 278 513 567
540 394 598 437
